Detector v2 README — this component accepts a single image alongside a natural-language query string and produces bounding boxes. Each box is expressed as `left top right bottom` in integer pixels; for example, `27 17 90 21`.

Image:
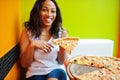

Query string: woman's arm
57 30 69 64
19 29 35 68
20 29 54 68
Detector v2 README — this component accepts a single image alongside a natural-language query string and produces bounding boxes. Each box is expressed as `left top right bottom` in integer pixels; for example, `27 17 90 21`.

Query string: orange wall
118 31 120 58
0 0 21 80
117 6 120 58
118 13 120 58
0 0 21 57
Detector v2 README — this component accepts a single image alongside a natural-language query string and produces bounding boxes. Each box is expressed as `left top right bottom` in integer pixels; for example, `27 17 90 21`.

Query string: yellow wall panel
4 63 21 80
0 0 21 57
0 0 22 80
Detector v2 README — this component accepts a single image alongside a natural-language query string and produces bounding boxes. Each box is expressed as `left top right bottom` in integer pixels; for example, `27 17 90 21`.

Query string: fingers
42 42 54 53
34 40 54 53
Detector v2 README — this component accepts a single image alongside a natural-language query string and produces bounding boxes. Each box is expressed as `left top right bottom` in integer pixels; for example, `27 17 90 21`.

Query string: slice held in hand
52 37 79 54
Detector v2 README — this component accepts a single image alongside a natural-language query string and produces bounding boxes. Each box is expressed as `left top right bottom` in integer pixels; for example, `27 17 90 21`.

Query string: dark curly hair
24 0 63 38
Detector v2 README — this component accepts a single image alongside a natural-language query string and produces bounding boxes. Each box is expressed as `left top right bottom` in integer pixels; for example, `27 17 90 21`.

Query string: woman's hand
57 29 69 64
30 40 54 53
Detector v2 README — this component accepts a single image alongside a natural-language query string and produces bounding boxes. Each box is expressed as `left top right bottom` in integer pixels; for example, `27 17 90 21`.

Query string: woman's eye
51 10 56 13
42 9 47 12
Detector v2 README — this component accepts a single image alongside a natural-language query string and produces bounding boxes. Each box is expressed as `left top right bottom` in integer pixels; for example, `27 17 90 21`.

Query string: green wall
21 0 119 56
21 0 36 26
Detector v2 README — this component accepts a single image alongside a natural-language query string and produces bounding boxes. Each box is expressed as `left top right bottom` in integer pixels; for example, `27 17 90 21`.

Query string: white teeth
46 18 51 22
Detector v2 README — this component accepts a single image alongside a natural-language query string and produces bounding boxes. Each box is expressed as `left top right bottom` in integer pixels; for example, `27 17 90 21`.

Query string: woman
20 0 68 80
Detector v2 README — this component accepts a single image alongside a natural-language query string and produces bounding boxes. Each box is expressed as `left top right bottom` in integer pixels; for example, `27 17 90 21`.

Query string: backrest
69 39 114 59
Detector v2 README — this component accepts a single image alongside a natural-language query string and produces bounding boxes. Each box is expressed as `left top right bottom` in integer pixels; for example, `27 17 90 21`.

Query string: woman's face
40 0 56 27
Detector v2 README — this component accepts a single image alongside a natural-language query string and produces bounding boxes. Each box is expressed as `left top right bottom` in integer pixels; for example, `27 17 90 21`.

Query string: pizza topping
52 37 79 54
68 56 120 80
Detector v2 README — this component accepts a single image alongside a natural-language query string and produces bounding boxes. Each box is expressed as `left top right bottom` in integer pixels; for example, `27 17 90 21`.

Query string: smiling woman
20 0 68 80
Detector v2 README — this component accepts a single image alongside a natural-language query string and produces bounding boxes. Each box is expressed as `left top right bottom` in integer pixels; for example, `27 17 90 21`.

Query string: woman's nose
47 11 52 16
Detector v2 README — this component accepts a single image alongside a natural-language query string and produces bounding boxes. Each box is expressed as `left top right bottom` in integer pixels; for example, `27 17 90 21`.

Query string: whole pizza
67 56 120 80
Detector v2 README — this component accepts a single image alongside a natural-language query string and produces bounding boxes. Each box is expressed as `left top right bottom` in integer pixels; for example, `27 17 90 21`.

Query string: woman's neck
41 29 50 35
42 25 51 30
41 26 51 35
39 31 52 41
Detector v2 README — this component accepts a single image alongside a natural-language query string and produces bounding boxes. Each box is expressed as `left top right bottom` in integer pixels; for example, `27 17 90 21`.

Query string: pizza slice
52 37 79 54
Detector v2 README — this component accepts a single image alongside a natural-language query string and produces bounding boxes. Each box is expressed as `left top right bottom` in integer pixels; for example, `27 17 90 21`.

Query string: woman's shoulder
21 28 34 39
21 28 29 36
21 28 28 33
